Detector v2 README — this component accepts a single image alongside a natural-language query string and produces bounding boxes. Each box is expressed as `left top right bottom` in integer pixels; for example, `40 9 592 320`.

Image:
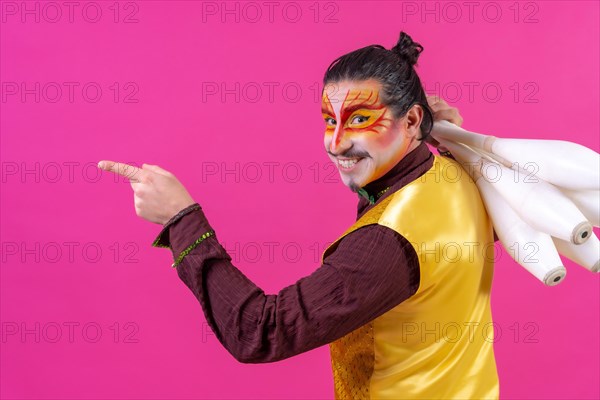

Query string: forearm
159 208 341 363
159 208 276 362
176 234 280 363
177 247 354 363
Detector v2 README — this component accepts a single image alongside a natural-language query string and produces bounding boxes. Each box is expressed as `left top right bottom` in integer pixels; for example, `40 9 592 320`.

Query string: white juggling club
553 234 600 273
559 188 600 227
478 158 591 245
438 139 566 285
431 120 600 191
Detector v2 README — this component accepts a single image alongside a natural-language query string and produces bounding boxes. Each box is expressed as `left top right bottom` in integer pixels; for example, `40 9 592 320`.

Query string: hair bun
391 31 424 67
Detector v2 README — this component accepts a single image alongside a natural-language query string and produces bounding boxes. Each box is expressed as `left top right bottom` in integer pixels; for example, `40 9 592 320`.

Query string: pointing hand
98 161 196 225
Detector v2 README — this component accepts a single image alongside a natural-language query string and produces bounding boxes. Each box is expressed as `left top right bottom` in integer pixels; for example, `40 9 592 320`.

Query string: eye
324 117 337 126
351 115 370 124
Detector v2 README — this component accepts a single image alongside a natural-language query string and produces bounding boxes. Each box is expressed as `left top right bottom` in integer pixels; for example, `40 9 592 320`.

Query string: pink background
1 1 598 399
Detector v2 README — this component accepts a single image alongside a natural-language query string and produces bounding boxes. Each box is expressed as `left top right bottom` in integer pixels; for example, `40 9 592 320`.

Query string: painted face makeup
322 79 416 192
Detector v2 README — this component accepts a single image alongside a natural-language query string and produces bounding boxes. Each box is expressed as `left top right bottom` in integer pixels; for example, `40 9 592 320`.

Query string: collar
357 186 392 205
356 140 432 206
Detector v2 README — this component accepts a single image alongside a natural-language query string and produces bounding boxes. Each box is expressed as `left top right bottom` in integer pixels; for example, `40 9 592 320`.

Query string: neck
358 140 428 203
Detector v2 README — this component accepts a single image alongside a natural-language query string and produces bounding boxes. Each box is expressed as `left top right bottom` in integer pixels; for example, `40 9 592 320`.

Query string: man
99 32 498 399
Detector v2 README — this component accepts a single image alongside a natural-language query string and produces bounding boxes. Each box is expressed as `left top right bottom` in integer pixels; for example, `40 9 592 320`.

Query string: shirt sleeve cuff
170 210 216 267
152 203 201 249
152 205 217 268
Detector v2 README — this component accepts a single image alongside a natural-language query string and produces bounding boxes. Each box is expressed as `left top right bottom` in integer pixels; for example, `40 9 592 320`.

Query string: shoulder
324 224 420 294
326 224 419 267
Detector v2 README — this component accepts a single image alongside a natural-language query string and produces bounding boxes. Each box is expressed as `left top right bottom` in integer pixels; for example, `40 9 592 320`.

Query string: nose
329 126 351 156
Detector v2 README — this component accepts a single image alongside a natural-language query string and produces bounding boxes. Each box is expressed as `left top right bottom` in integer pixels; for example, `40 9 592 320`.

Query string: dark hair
323 31 433 140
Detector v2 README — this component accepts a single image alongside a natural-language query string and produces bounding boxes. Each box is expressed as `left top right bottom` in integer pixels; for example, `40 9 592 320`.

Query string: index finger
98 160 144 181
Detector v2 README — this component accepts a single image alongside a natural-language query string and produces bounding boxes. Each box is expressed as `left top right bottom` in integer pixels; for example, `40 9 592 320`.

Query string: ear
403 104 424 140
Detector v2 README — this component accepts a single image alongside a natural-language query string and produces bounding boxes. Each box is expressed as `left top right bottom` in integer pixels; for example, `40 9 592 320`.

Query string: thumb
142 163 172 176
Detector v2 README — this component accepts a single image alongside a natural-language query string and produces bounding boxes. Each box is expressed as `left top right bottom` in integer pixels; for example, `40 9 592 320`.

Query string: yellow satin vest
321 155 499 400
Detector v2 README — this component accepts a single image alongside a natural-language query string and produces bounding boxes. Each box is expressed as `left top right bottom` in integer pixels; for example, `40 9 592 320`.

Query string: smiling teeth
339 158 360 168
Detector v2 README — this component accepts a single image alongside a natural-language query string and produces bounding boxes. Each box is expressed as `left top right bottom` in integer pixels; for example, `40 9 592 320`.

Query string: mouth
337 157 365 171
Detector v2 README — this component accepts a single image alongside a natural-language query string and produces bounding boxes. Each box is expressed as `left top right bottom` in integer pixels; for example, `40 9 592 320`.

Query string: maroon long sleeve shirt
152 141 437 363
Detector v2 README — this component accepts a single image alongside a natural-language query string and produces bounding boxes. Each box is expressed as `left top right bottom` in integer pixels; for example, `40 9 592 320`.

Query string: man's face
321 79 416 192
